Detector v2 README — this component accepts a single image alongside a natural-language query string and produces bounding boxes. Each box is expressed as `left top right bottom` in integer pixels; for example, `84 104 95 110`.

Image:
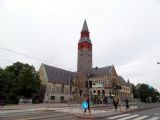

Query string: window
61 84 64 94
98 90 100 96
51 96 55 100
60 96 64 100
51 85 55 94
56 86 61 94
93 90 96 93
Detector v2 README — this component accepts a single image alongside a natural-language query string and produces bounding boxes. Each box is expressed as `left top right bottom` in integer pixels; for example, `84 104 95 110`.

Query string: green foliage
136 83 159 102
131 83 160 103
131 84 139 98
0 62 41 104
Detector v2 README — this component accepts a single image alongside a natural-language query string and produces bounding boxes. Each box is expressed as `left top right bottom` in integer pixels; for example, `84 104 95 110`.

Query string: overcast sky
0 0 160 91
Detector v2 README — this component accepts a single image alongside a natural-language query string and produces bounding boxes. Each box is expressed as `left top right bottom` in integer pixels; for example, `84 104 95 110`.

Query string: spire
82 19 89 32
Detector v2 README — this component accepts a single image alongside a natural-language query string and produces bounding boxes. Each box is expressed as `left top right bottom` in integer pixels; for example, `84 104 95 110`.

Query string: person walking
113 97 119 111
84 98 91 114
114 101 118 111
125 99 129 111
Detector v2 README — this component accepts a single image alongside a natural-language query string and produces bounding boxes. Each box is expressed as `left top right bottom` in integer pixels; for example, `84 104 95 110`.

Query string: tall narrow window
61 84 64 94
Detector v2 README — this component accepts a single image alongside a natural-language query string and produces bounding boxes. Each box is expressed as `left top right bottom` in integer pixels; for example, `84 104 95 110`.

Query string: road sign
81 101 88 109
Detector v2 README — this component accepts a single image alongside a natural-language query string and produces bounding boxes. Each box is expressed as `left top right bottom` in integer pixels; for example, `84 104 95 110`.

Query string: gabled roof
89 66 113 76
118 76 129 86
109 65 118 76
43 64 75 85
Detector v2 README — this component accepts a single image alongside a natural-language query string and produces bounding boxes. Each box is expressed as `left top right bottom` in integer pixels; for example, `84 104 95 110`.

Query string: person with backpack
84 98 91 114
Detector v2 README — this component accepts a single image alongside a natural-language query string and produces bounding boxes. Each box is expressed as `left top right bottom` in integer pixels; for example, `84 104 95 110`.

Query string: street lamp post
88 78 91 113
69 73 73 107
136 85 141 110
85 73 93 114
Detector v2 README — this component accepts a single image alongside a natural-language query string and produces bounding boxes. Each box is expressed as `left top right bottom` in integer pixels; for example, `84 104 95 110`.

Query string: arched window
102 90 105 97
98 90 100 96
93 90 96 93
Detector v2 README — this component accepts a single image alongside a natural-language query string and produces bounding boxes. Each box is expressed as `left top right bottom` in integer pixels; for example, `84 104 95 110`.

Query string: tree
131 84 139 98
1 62 41 103
137 84 150 102
15 65 40 98
136 83 160 102
0 68 7 99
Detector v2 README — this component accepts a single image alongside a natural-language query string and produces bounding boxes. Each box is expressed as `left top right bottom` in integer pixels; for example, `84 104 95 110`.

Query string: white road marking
108 114 131 119
132 115 149 120
118 115 140 120
154 113 160 116
147 117 160 120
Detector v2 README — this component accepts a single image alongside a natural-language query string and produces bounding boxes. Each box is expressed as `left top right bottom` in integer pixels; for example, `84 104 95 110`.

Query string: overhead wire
0 46 72 70
0 46 159 71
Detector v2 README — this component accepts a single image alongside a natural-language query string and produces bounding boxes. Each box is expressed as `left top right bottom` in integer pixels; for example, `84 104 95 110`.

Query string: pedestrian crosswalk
108 113 160 120
118 115 140 120
147 117 160 120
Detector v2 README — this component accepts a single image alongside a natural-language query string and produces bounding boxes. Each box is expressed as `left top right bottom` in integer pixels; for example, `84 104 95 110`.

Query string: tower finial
82 19 89 32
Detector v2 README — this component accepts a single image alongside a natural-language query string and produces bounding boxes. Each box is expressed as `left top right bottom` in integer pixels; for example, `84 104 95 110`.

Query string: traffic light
109 90 111 96
85 80 92 88
89 80 92 88
117 85 121 89
79 90 82 96
85 81 88 88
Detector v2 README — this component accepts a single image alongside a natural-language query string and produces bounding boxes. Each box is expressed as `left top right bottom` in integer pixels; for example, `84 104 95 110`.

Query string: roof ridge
43 64 72 73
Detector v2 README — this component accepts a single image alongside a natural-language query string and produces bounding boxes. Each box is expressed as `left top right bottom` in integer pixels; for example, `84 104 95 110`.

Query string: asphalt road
0 110 76 120
1 106 160 120
103 106 160 120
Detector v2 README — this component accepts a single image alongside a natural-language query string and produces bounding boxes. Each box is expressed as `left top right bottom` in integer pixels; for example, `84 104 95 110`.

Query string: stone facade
38 20 133 103
38 64 75 102
88 66 133 103
77 20 92 73
76 20 133 102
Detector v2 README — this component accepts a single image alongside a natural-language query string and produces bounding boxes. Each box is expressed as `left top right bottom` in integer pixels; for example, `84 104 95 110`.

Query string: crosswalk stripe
118 115 140 120
147 117 160 120
154 113 160 116
108 114 131 119
132 115 149 120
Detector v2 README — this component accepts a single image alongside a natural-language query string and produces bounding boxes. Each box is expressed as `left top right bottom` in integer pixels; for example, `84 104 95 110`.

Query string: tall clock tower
77 20 92 73
76 20 93 97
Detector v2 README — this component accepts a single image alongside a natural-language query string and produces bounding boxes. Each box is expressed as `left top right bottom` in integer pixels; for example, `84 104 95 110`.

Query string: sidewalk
1 103 160 119
0 104 136 118
75 103 160 119
1 103 69 111
74 106 137 119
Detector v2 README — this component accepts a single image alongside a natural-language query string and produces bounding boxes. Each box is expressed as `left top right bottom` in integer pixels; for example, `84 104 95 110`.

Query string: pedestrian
114 101 118 111
113 98 119 111
125 99 129 110
84 98 91 114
